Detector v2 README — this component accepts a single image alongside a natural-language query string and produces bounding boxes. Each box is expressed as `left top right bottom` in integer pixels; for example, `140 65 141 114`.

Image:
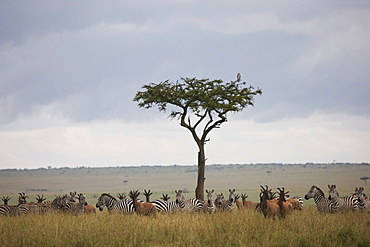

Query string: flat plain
1 163 369 204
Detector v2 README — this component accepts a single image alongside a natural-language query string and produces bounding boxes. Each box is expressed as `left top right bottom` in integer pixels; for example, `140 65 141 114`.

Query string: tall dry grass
1 206 370 247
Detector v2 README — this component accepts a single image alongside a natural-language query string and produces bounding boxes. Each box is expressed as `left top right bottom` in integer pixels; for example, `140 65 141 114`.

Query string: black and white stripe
203 189 216 214
175 190 203 212
0 205 19 217
214 193 225 211
96 193 135 214
304 185 338 213
61 194 85 216
222 189 236 212
18 203 53 216
290 196 304 209
354 187 370 212
328 185 358 212
150 199 181 213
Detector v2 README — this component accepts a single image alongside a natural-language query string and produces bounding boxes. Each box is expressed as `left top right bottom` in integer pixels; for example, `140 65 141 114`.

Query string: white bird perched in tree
237 73 241 82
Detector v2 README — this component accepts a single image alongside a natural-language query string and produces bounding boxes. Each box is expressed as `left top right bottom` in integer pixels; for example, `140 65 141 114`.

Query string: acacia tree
133 77 262 200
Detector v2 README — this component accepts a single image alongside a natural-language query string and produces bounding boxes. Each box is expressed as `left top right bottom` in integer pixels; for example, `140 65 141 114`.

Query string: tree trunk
195 146 206 201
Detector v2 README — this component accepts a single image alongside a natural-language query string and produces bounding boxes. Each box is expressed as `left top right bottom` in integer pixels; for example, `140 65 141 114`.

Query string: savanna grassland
1 163 370 246
1 206 370 247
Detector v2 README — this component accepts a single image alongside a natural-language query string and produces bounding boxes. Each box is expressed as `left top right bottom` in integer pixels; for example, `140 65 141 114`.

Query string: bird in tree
237 73 241 82
133 76 262 200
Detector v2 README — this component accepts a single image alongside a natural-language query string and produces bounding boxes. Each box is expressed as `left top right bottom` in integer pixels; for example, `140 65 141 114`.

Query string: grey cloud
1 1 370 128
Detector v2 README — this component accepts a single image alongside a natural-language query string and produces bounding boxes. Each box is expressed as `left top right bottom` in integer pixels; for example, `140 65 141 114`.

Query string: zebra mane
313 185 325 196
101 193 117 200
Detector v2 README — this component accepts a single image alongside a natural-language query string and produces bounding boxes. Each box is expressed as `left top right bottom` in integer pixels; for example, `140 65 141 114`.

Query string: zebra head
69 191 77 202
228 189 236 203
96 193 114 211
305 185 325 200
51 196 64 209
77 193 87 205
328 184 339 200
205 189 214 204
214 193 224 208
175 190 184 204
61 195 71 208
354 187 365 202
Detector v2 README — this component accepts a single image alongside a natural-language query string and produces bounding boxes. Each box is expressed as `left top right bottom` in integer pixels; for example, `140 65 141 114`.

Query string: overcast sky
1 1 370 169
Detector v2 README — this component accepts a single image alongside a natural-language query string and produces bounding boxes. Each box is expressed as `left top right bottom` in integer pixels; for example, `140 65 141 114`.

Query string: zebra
175 190 203 212
150 199 181 213
96 193 135 214
328 184 358 212
18 203 52 216
290 196 304 209
45 195 64 213
61 194 85 216
203 189 216 214
222 189 236 212
304 185 338 213
354 187 370 212
18 195 63 216
2 193 29 216
214 193 225 211
0 205 19 217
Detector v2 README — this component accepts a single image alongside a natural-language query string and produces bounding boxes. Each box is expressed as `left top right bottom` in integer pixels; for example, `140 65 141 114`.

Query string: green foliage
133 77 262 121
1 207 369 246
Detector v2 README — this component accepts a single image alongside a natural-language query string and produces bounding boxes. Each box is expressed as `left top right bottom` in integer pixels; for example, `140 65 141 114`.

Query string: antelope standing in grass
328 184 358 212
235 194 244 210
160 194 171 201
260 185 279 218
117 193 126 200
143 190 153 202
241 194 259 210
203 189 216 214
277 187 291 218
35 195 46 204
129 190 156 216
1 196 11 205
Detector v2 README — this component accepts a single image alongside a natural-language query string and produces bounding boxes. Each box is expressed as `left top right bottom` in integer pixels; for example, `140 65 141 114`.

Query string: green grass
1 207 370 247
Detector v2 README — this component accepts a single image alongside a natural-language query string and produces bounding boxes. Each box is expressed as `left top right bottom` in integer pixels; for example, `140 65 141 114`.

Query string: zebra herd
1 184 368 217
304 185 369 213
96 188 299 216
0 191 95 217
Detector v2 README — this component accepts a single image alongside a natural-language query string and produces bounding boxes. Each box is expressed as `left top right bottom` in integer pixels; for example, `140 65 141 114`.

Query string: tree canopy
134 77 261 138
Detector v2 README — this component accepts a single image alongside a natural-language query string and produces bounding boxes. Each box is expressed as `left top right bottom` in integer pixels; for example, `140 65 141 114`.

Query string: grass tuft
1 207 369 246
